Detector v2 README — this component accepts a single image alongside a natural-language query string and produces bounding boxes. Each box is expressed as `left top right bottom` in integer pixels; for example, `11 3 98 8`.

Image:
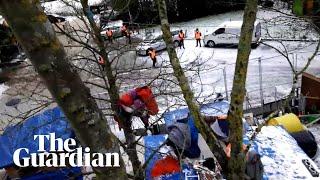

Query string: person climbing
106 28 113 43
98 55 105 71
116 86 159 129
178 30 185 49
148 48 157 68
195 28 202 47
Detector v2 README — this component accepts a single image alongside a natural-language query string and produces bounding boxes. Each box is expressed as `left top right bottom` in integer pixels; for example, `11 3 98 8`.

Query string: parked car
203 21 261 48
136 30 181 56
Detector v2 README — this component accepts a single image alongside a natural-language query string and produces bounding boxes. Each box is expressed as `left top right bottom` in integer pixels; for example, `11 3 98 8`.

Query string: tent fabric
290 130 318 158
0 107 74 168
163 100 230 126
22 167 82 180
160 100 320 179
151 156 180 178
267 113 304 133
144 135 198 180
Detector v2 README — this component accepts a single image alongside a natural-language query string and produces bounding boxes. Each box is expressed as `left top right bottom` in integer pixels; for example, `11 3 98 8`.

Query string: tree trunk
226 0 258 179
156 0 228 172
0 1 127 179
80 1 143 179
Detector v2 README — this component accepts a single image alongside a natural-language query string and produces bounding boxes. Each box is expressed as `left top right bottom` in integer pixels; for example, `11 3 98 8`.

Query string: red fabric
151 156 181 178
135 86 159 115
119 93 134 106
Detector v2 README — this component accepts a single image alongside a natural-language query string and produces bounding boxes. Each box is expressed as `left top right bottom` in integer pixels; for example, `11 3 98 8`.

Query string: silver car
136 30 181 56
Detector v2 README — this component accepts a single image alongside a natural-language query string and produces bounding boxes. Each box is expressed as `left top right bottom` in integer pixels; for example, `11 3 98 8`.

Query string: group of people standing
104 23 132 44
147 28 203 68
102 26 203 69
176 28 202 49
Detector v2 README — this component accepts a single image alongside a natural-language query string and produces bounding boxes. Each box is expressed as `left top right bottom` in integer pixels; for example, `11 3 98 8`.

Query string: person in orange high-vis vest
98 55 105 71
178 30 185 49
195 28 202 47
148 48 157 68
106 28 113 43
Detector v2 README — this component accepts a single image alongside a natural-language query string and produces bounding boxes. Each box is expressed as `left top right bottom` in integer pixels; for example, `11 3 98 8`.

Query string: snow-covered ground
0 84 8 97
247 126 320 179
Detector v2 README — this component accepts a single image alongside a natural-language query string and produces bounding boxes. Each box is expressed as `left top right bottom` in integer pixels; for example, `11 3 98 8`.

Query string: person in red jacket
116 86 159 129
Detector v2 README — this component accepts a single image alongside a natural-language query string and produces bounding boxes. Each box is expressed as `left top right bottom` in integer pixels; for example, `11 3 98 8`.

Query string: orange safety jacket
106 30 113 37
195 31 201 40
178 32 185 40
149 49 156 59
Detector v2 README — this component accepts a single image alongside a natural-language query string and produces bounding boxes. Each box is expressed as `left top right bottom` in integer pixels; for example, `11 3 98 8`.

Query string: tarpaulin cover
22 167 82 180
144 135 198 180
145 100 320 179
163 100 229 126
144 100 229 179
0 107 74 168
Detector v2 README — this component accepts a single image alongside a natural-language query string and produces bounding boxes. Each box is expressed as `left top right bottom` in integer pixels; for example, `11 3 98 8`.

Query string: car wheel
207 40 215 48
174 40 180 47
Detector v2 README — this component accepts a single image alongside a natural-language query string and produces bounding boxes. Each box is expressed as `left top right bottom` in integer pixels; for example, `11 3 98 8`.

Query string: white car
203 21 261 48
136 30 181 56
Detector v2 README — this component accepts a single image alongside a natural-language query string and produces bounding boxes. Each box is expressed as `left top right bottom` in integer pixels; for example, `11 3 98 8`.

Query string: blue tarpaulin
144 135 198 180
21 167 82 180
0 107 74 168
163 100 229 126
144 100 229 179
145 100 320 179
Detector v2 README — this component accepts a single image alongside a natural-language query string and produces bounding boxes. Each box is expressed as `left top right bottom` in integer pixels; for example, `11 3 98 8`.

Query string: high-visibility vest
106 30 113 37
121 25 126 32
178 32 185 40
98 56 105 65
149 49 156 59
195 31 201 39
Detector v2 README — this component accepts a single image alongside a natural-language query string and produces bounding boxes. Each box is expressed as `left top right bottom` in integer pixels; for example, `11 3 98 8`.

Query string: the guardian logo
13 133 120 167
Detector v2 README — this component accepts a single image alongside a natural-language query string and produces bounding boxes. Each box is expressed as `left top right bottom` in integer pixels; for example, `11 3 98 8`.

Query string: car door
213 28 226 44
226 28 240 44
152 36 165 51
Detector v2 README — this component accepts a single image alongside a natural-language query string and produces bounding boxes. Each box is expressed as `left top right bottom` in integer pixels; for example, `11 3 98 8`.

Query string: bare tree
156 0 228 172
226 0 258 179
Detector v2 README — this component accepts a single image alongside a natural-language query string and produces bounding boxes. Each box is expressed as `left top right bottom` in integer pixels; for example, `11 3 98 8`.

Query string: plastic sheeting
145 100 320 179
0 107 74 168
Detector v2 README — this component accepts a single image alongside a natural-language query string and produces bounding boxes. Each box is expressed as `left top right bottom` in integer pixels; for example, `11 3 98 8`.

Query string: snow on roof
245 126 320 179
219 21 259 28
